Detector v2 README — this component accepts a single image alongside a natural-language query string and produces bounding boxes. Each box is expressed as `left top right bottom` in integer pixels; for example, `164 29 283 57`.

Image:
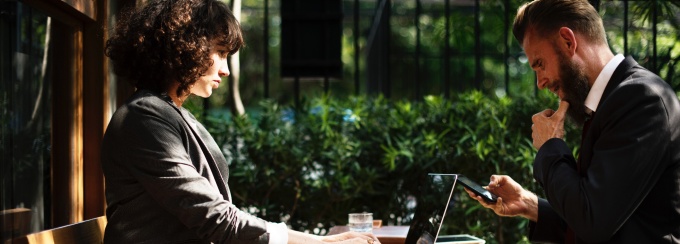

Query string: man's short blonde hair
512 0 607 46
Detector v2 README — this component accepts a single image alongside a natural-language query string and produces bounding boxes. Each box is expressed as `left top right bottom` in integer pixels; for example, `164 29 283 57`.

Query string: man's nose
536 73 548 90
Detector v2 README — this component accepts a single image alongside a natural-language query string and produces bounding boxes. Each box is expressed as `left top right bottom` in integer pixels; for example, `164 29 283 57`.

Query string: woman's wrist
288 230 324 243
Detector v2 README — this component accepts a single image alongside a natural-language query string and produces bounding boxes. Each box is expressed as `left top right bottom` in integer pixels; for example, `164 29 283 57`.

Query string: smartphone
457 174 498 203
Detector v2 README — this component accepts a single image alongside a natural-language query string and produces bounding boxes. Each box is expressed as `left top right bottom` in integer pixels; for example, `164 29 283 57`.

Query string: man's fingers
489 175 505 187
495 197 505 215
554 100 570 118
532 109 554 123
465 188 492 207
543 109 555 117
464 188 477 198
533 101 570 122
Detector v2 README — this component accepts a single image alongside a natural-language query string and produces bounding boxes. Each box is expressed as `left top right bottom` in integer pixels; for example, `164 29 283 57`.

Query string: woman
102 0 379 243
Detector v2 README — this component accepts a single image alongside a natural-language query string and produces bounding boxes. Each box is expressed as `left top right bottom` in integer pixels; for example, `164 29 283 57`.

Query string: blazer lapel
599 56 637 108
578 56 638 173
167 101 231 200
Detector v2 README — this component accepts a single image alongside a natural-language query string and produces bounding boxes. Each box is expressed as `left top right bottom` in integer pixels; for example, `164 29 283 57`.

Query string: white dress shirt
267 222 289 244
584 54 625 115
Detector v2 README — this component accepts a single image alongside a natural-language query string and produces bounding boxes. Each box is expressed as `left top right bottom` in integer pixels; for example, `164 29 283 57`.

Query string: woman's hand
465 175 539 222
289 230 380 244
319 232 380 243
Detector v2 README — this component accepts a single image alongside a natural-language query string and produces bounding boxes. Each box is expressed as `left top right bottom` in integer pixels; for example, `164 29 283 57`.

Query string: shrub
203 90 580 243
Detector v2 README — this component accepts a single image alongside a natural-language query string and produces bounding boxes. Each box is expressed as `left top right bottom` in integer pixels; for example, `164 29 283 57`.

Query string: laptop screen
404 173 458 244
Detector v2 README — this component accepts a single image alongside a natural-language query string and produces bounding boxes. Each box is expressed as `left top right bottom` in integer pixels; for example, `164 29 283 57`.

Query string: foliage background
186 90 582 243
186 1 680 243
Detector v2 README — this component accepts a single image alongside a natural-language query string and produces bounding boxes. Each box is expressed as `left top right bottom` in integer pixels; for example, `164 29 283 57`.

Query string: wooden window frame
20 0 108 227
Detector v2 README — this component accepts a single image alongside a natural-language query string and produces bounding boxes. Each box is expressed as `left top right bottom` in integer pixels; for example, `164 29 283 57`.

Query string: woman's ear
558 27 577 56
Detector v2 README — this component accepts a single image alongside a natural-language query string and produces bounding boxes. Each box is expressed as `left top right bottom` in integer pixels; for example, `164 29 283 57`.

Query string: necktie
577 112 595 172
566 112 595 244
565 229 576 243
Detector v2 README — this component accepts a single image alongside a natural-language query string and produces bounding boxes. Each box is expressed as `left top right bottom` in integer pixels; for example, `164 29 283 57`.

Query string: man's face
523 30 590 126
555 50 590 126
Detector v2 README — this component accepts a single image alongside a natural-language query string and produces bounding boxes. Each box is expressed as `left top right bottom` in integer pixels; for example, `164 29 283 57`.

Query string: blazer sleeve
116 102 270 243
528 198 568 243
533 80 672 242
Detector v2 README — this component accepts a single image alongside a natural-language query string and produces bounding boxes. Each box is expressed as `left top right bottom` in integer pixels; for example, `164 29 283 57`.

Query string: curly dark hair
105 0 244 97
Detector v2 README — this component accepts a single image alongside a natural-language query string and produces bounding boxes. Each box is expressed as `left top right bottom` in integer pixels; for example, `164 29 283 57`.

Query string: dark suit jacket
101 90 270 244
530 57 680 243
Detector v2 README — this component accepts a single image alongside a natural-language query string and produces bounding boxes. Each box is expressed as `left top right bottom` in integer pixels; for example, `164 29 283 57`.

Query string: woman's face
191 40 230 98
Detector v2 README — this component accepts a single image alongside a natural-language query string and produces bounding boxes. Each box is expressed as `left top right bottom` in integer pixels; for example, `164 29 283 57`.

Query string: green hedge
202 90 580 243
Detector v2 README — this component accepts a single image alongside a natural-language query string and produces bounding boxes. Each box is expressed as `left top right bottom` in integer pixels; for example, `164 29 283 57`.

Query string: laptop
404 173 485 244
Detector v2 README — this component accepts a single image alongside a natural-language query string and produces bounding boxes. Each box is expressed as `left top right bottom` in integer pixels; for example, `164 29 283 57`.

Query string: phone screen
457 175 498 203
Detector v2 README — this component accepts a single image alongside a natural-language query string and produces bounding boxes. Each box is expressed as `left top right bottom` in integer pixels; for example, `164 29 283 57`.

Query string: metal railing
233 0 679 109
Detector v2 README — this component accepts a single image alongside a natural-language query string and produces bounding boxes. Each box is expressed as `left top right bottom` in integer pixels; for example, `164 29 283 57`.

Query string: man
466 0 680 243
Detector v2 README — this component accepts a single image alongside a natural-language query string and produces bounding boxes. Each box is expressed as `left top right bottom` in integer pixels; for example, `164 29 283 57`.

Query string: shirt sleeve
266 222 289 244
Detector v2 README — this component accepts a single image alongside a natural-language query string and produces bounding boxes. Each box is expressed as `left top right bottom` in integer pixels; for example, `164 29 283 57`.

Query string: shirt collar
584 54 625 114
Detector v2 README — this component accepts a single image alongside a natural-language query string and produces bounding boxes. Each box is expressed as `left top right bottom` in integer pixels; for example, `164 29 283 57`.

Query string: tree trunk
229 0 245 116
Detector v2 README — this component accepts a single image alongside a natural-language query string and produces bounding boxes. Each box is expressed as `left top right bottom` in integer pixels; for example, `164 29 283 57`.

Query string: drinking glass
348 213 373 233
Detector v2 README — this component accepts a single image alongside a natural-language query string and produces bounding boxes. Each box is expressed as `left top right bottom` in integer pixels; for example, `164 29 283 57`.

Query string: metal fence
217 0 680 110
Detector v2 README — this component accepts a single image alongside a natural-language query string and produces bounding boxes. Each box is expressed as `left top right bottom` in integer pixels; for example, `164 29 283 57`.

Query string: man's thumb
555 100 570 117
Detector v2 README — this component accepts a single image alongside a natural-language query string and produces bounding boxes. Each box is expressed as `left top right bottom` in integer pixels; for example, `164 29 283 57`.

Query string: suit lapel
599 56 637 109
167 101 232 200
578 56 638 173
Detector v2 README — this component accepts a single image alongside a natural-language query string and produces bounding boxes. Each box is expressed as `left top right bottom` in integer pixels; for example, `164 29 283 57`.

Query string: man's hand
531 100 570 149
464 175 538 222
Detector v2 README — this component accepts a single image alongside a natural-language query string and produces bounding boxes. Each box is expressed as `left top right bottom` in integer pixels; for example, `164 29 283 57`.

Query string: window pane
1 1 63 240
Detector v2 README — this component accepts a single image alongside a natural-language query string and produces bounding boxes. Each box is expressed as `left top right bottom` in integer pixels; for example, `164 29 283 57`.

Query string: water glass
348 212 373 233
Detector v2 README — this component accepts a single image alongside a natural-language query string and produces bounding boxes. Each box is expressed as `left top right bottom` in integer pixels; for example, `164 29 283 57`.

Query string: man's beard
557 56 590 126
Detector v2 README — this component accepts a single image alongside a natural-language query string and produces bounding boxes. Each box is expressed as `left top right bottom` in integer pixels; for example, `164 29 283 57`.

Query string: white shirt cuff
266 222 289 244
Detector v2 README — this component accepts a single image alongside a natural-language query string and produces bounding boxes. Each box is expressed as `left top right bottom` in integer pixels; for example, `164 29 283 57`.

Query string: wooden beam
60 0 97 20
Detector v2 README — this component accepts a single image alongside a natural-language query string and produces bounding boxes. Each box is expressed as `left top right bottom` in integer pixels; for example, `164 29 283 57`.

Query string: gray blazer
102 90 270 244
